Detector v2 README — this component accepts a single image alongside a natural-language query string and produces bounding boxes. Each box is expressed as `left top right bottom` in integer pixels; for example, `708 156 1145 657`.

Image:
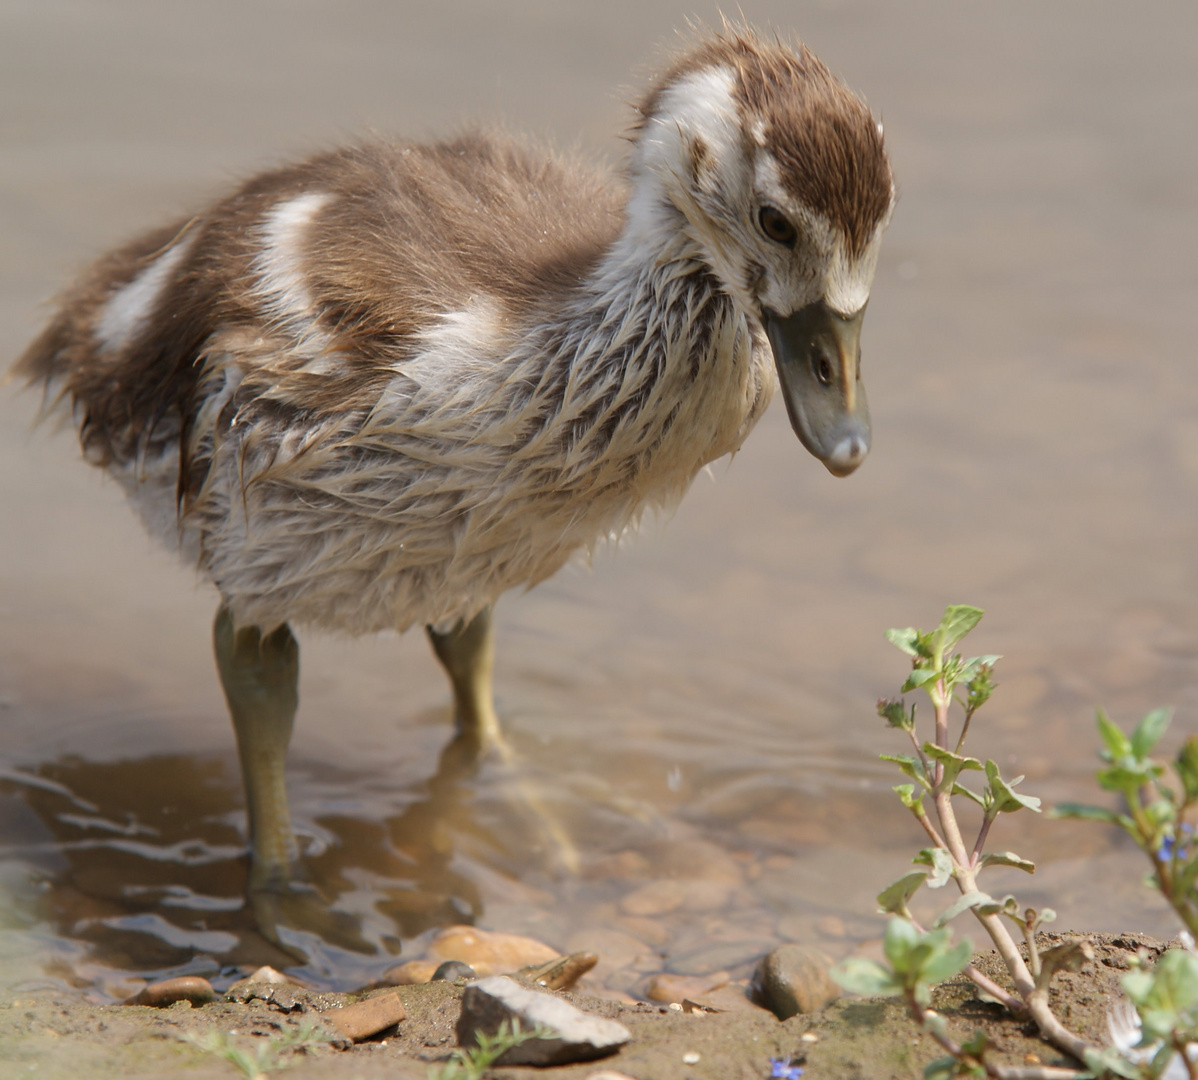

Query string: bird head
632 29 894 477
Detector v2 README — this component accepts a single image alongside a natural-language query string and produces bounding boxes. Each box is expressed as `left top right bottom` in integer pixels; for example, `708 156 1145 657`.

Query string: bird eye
758 205 797 248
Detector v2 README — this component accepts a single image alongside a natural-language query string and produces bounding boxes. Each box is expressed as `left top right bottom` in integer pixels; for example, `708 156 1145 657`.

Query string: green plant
429 1018 556 1080
183 1020 334 1078
835 605 1097 1079
834 605 1198 1080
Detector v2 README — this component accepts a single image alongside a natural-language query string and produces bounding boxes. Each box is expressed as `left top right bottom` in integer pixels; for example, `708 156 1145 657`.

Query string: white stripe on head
253 191 334 334
95 231 198 353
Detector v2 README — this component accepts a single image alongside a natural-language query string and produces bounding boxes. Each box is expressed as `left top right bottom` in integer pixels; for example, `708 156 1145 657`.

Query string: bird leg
213 605 370 961
426 606 506 756
427 607 579 873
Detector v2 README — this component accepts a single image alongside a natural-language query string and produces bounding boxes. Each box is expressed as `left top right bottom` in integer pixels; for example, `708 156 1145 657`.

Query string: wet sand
2 1 1198 996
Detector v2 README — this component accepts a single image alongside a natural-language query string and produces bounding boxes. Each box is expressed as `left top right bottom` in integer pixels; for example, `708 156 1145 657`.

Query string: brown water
3 0 1198 1000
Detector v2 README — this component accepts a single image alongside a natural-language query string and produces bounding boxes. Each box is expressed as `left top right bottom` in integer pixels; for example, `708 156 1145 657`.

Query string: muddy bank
0 931 1165 1080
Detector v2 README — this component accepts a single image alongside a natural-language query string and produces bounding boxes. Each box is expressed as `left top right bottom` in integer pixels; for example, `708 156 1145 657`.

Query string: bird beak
763 300 871 477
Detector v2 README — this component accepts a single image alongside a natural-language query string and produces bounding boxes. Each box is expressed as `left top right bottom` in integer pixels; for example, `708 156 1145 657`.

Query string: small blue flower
770 1058 804 1079
1160 824 1194 862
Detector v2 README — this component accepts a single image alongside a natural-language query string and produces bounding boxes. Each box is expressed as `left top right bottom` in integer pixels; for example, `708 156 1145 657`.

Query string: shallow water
2 0 1198 1000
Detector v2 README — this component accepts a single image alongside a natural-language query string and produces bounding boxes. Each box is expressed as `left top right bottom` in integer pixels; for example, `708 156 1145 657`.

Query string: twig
971 814 996 868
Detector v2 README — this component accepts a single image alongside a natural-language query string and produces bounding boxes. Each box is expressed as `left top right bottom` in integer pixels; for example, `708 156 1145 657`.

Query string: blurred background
2 0 1197 999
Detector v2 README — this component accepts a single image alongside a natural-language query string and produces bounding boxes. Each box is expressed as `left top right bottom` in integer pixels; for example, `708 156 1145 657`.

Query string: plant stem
962 964 1025 1014
913 1003 1082 1080
972 814 996 868
1023 924 1042 980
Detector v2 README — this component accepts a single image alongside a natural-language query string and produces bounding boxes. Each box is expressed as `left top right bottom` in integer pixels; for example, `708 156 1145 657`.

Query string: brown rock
643 971 730 1003
754 944 839 1019
127 976 216 1008
614 915 671 946
690 980 771 1014
645 838 743 884
383 959 440 985
516 951 599 991
582 850 651 880
320 991 406 1041
680 879 734 912
426 925 559 977
619 879 686 917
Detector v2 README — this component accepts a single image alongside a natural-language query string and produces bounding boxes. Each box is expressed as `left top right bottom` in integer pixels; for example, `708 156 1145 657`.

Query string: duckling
16 27 893 953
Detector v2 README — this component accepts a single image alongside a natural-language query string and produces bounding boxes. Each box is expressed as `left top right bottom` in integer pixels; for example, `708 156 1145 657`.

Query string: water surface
2 0 1198 999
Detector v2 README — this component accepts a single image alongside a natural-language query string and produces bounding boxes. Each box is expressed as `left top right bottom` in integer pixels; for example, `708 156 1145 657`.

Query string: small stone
815 915 846 938
586 1073 639 1080
683 1051 701 1064
427 925 560 977
227 965 308 993
321 992 406 1041
565 928 656 985
516 951 599 991
127 976 216 1008
457 975 631 1066
754 944 839 1020
383 959 440 985
432 961 477 982
643 971 729 1003
680 879 734 912
667 938 774 975
619 880 686 917
801 1031 820 1043
690 981 770 1015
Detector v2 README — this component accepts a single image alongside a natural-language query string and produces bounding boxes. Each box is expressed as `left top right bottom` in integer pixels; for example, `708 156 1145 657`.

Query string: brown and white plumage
16 27 893 950
19 29 891 637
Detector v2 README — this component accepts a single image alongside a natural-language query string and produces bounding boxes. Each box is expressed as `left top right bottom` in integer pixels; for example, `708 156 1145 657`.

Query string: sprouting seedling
182 1020 333 1079
429 1018 558 1080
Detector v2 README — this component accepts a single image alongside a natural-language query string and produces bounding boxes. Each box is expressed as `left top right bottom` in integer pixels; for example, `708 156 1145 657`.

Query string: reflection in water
0 737 553 990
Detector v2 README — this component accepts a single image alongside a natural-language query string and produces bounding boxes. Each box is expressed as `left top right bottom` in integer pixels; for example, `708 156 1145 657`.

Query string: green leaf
932 891 992 928
1096 709 1132 761
1122 947 1198 1042
1132 708 1172 758
922 937 975 984
979 851 1036 873
886 628 922 657
882 917 922 972
831 956 900 997
894 784 923 811
984 760 1042 814
877 871 928 916
914 847 955 889
881 753 932 789
1178 737 1198 803
926 744 984 790
922 1056 958 1080
936 605 984 653
1038 908 1057 924
1050 802 1123 824
977 895 1020 919
952 782 985 807
903 668 940 694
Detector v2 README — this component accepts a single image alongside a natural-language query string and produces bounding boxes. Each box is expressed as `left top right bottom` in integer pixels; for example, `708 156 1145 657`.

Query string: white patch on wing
253 191 334 343
395 297 507 393
95 231 198 353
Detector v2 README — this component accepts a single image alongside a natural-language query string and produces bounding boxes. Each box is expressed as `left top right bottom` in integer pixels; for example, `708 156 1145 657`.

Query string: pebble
666 938 775 975
457 975 631 1066
426 925 560 977
383 959 440 985
126 976 216 1008
614 915 671 946
689 980 769 1015
432 961 477 982
227 965 307 993
643 971 730 1003
321 992 406 1042
565 928 655 984
619 879 686 917
586 1073 639 1080
754 944 840 1020
683 1051 701 1064
646 838 743 884
583 850 651 880
815 915 846 938
516 952 599 991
